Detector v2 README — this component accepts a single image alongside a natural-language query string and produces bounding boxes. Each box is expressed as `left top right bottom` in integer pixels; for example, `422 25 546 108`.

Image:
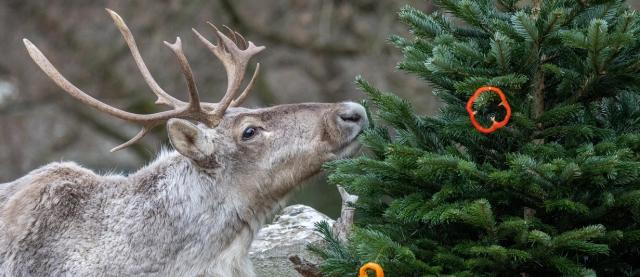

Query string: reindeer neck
127 150 306 256
120 151 256 269
129 150 227 215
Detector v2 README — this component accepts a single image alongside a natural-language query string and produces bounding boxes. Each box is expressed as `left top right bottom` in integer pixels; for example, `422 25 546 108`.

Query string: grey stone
250 205 333 277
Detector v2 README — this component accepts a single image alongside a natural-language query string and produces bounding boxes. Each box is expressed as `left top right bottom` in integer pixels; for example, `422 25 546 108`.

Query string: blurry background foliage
2 0 639 217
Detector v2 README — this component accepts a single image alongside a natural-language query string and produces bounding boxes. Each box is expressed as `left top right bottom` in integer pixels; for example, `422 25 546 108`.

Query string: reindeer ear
167 119 215 166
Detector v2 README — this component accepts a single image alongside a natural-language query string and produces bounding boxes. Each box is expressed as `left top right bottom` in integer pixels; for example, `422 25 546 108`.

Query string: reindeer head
23 10 367 190
167 102 366 194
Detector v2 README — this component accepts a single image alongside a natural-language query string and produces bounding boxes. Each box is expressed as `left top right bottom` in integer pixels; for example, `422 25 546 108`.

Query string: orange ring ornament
359 262 384 277
466 86 511 134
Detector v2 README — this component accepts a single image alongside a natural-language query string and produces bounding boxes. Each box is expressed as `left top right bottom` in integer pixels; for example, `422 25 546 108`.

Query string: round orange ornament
359 262 384 277
466 86 511 134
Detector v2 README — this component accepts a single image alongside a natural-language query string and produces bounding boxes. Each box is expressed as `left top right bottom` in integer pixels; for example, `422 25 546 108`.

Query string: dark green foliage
312 0 640 276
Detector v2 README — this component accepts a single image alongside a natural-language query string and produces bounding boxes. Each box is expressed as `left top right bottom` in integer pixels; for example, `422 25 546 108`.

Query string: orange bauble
466 86 511 134
359 262 384 277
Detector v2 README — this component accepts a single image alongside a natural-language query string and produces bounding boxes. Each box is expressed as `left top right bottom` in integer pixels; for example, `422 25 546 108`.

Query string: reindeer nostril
339 113 361 123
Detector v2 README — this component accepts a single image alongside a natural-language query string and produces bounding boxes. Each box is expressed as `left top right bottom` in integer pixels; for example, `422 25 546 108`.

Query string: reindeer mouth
332 135 363 160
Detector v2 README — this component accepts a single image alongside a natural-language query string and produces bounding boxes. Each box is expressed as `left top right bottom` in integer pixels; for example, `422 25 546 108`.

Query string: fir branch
512 11 540 41
587 19 609 74
490 32 513 73
542 9 563 39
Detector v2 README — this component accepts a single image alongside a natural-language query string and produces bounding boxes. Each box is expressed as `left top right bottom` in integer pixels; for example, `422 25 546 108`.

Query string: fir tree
311 0 640 276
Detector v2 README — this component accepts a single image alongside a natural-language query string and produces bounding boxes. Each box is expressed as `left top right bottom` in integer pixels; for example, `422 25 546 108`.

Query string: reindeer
0 9 367 276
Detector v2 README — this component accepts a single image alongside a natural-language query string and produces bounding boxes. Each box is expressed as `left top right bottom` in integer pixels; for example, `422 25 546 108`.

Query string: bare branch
289 255 322 277
332 185 358 243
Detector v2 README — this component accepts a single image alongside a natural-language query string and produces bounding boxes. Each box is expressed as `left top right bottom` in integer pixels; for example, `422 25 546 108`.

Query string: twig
289 255 322 277
332 185 359 243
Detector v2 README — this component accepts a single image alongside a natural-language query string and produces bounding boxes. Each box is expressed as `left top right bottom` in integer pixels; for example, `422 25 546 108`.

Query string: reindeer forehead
224 103 336 125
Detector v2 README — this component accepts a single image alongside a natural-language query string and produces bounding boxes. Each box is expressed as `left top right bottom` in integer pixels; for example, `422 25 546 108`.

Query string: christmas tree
311 0 640 276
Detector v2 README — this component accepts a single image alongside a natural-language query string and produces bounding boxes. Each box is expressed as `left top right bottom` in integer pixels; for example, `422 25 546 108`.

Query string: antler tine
222 25 238 46
24 39 162 123
192 23 265 124
230 63 260 107
106 9 182 108
164 37 201 112
110 124 157 152
235 32 247 50
203 22 226 52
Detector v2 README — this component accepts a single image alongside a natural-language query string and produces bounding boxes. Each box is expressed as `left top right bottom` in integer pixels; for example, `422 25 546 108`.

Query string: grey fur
0 102 367 276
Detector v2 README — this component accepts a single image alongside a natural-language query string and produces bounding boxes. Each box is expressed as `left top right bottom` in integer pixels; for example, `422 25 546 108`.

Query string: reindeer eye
242 127 257 140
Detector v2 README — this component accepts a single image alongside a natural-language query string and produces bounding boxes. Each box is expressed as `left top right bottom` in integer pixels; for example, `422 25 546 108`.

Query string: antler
193 22 264 125
23 9 264 152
